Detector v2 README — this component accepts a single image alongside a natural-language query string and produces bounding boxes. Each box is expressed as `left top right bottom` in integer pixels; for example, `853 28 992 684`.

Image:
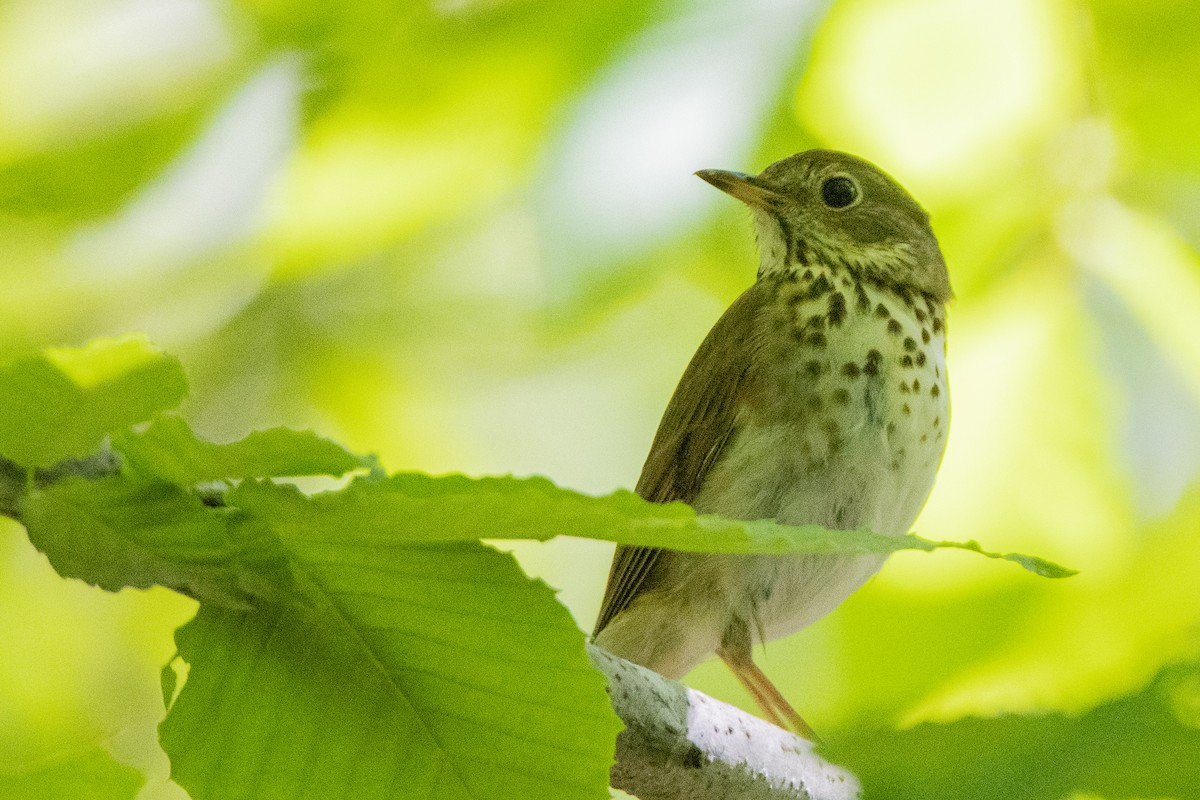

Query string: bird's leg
717 646 787 728
717 645 821 742
739 655 822 743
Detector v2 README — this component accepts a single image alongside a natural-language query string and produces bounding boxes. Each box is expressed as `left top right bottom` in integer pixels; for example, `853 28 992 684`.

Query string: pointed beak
695 169 781 209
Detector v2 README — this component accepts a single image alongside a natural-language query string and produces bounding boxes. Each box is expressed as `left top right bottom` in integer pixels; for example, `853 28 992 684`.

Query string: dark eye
820 176 859 209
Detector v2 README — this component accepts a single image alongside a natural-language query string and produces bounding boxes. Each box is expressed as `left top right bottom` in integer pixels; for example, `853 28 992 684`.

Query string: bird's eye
820 175 859 209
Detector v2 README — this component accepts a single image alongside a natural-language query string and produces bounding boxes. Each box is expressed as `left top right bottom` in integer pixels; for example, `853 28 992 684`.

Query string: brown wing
592 281 767 637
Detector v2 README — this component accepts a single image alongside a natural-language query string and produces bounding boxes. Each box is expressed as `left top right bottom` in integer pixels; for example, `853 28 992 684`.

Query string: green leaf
229 473 1075 577
900 538 1077 579
113 414 368 485
822 659 1200 799
0 336 187 469
1089 0 1200 174
161 540 620 800
21 476 291 608
0 101 214 221
0 745 143 800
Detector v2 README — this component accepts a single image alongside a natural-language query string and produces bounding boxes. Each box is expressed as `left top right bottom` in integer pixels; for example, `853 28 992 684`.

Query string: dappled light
2 0 1199 797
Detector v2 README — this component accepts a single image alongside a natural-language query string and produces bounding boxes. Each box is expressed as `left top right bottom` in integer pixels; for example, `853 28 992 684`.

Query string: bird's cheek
843 215 893 247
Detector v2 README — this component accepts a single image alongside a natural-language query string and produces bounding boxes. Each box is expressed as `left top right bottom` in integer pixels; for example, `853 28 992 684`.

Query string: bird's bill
695 169 782 208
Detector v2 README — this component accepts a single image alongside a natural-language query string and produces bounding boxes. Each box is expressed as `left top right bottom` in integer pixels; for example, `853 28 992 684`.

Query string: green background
2 0 1199 797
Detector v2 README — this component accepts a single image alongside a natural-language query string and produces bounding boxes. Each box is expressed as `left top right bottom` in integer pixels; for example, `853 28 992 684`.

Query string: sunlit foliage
2 0 1199 796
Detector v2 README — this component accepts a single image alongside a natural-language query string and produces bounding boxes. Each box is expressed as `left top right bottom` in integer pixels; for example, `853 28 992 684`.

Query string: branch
588 645 861 800
0 450 121 521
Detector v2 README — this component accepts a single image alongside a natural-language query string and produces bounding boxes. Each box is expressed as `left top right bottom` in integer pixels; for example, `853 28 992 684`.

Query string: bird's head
697 149 952 302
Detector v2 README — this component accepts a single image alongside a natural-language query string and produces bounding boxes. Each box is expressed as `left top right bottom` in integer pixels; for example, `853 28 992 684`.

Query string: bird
591 149 952 739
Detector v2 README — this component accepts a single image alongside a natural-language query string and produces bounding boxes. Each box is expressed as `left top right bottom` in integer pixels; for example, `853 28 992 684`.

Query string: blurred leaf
795 0 1080 196
1083 273 1200 518
535 0 824 305
0 0 245 222
824 659 1200 800
228 473 1073 576
267 81 543 273
1061 199 1200 406
235 0 663 117
22 476 291 608
897 482 1200 727
231 0 419 112
113 414 369 485
0 102 217 221
913 260 1130 578
253 1 679 273
761 576 1045 732
160 541 619 800
0 336 186 469
0 745 143 800
1088 0 1200 173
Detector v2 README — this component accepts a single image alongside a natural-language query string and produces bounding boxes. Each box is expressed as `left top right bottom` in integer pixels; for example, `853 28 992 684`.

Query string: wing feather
592 281 768 637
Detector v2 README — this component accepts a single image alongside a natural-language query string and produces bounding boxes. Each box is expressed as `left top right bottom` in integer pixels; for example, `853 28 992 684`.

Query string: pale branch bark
588 645 861 800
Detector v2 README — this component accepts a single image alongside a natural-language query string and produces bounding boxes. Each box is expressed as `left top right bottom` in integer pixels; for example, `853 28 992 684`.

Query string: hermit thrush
592 149 951 738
